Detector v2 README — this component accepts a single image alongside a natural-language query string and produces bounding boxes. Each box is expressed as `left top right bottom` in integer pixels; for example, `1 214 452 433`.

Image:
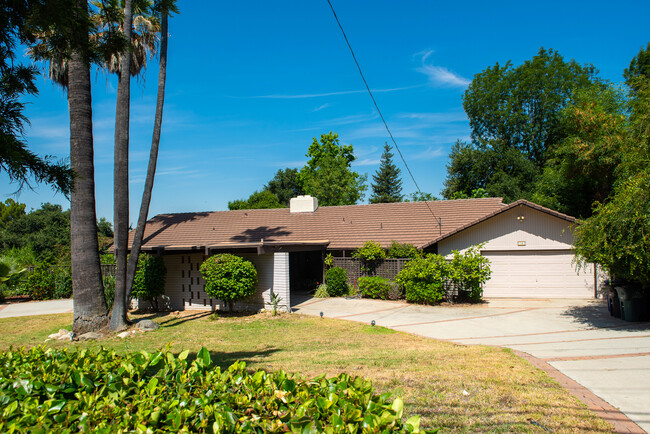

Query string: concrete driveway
293 297 650 433
0 298 73 318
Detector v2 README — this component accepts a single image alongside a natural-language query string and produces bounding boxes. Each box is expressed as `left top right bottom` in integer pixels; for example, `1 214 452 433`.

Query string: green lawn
0 311 613 433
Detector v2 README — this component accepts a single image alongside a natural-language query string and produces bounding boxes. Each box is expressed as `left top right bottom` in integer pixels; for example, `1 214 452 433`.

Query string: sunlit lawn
0 311 613 432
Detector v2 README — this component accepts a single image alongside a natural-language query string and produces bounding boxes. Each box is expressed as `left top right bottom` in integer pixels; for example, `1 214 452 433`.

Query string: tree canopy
228 190 284 210
369 143 403 203
443 48 601 203
1 0 74 195
299 132 367 206
265 168 304 206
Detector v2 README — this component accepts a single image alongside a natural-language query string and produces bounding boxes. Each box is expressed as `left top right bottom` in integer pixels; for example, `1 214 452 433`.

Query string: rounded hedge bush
200 254 257 311
395 254 449 304
358 276 395 300
325 266 348 297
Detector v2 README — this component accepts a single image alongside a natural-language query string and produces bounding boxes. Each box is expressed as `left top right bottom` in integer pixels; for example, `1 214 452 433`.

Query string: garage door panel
483 250 594 298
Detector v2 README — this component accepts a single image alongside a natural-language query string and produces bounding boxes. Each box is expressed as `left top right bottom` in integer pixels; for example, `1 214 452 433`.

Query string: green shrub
52 267 72 299
26 263 55 300
0 346 425 433
200 254 258 311
314 283 329 298
358 276 398 300
131 254 167 309
103 274 115 310
325 266 348 296
0 256 28 297
395 254 449 304
448 245 491 302
352 241 386 275
387 241 420 259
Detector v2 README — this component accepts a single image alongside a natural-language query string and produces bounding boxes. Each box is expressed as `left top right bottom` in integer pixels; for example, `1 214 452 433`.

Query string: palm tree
110 0 134 331
126 1 174 301
67 0 109 334
29 0 159 88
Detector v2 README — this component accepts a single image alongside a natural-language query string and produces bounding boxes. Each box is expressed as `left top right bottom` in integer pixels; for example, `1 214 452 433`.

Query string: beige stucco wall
438 205 575 256
161 251 290 312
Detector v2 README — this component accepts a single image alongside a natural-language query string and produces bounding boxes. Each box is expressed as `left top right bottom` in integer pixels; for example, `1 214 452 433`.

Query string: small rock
47 333 61 339
136 319 160 331
78 332 103 341
117 331 133 339
57 333 71 341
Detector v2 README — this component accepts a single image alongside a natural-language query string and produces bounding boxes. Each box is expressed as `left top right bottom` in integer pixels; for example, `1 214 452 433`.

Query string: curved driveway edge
293 297 650 433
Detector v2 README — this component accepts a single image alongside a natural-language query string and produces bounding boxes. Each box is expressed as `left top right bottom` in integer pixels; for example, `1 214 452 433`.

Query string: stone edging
512 349 646 434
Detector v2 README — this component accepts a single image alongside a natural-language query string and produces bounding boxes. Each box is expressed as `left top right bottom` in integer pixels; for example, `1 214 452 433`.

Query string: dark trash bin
605 286 621 318
615 285 648 322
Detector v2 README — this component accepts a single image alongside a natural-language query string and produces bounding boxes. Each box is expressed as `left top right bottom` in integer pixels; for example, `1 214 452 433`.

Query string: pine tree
370 143 403 203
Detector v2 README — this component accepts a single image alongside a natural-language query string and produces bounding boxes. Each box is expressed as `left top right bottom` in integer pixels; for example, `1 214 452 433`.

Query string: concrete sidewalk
0 299 73 318
293 297 650 433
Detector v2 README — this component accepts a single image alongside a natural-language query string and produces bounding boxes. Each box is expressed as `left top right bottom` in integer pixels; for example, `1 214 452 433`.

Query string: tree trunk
126 9 169 301
69 0 109 334
110 0 134 331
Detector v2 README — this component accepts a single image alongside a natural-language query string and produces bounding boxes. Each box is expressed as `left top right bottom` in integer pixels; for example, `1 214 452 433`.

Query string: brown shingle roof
131 198 505 252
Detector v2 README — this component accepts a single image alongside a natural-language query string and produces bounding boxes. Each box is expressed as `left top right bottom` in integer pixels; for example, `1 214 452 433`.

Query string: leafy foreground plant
0 346 430 433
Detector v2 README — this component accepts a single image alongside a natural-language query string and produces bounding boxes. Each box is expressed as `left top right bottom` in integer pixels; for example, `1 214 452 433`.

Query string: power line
324 0 442 232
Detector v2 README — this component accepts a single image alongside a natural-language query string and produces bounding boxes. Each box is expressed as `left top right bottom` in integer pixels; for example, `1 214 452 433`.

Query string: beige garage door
482 250 595 298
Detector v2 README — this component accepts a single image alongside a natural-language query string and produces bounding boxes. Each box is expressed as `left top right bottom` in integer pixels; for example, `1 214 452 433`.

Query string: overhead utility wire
324 0 442 233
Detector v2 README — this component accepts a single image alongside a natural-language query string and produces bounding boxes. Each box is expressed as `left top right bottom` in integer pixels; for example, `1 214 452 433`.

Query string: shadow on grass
560 302 650 330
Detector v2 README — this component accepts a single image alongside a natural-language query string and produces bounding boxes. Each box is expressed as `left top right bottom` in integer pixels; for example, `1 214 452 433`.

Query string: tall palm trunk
69 0 108 334
126 9 169 301
110 0 134 331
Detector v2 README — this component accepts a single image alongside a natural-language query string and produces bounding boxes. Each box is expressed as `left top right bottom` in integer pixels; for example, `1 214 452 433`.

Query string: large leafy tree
0 203 70 263
443 48 600 201
532 85 627 218
0 0 74 194
574 46 650 291
299 132 366 206
369 143 403 203
266 168 304 206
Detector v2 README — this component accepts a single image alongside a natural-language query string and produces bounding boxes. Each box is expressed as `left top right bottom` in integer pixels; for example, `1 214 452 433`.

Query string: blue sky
4 0 650 223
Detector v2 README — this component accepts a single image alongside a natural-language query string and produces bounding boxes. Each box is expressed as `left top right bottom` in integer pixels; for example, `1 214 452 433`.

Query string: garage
482 250 596 298
433 200 601 299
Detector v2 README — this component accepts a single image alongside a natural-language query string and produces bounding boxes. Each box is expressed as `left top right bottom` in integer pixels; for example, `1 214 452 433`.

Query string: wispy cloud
240 85 422 99
355 158 381 166
415 146 446 160
313 103 330 112
415 50 470 88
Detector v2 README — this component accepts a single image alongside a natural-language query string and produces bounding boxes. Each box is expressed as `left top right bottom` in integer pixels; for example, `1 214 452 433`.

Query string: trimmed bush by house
325 266 348 296
395 254 449 304
358 276 400 300
352 240 386 275
0 346 425 433
131 253 167 309
448 245 491 302
200 253 258 311
387 241 420 259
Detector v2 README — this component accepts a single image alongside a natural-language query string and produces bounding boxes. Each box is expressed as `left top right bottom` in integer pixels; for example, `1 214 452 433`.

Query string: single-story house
129 195 598 311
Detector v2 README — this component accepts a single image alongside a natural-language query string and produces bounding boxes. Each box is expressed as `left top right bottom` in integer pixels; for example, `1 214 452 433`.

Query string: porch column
273 252 290 312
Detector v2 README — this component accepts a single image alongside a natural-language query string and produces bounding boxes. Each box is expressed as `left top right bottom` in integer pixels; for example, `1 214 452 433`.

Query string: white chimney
290 195 319 213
